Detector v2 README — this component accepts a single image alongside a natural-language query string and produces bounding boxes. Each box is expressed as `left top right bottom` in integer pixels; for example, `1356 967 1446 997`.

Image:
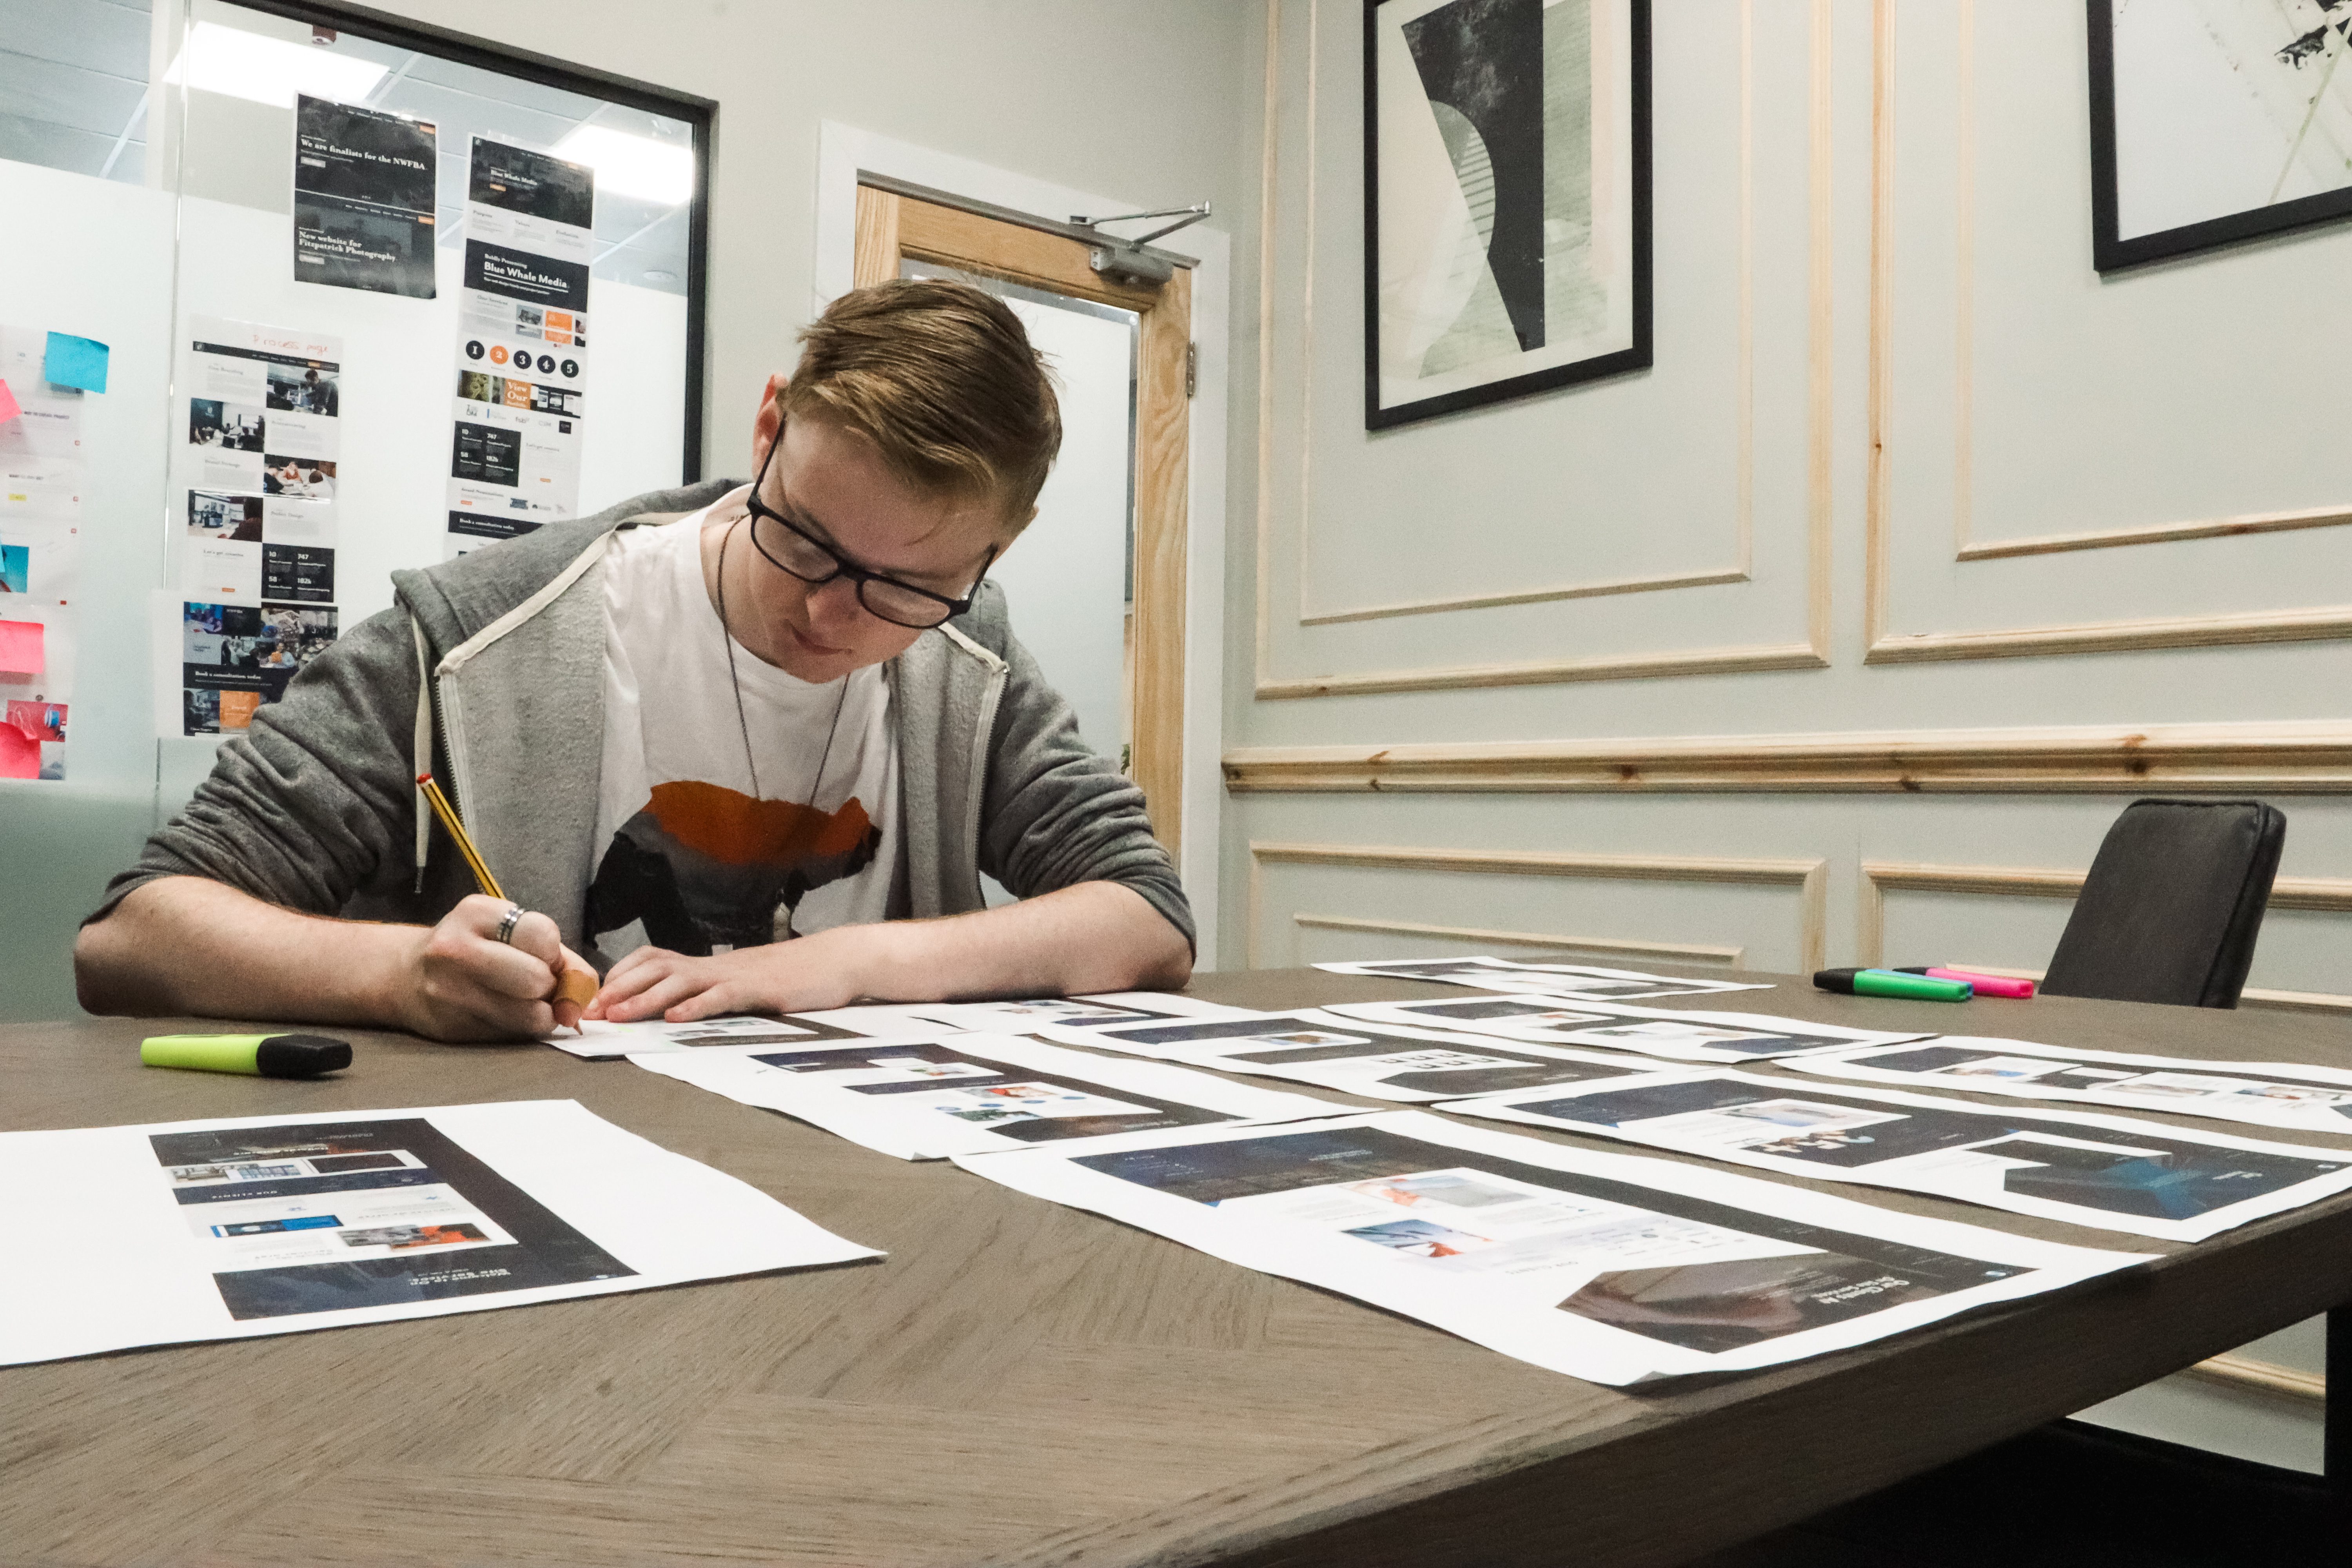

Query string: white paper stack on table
1325 995 1933 1064
1316 955 1772 1001
1439 1069 2352 1243
0 1100 878 1367
542 992 1252 1058
796 991 1253 1037
951 1109 2149 1385
631 1031 1341 1161
1036 1008 1683 1103
1790 1036 2352 1138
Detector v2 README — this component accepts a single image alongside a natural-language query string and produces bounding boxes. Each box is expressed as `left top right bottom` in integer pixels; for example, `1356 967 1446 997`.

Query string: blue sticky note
44 332 109 394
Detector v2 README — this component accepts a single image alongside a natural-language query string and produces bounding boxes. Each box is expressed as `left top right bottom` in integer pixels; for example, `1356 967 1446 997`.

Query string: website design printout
1790 1037 2352 1138
1038 1009 1679 1103
782 992 1249 1040
0 1100 878 1366
952 1111 2147 1385
1325 996 1934 1065
543 1013 864 1060
631 1033 1340 1161
446 137 594 552
1441 1071 2352 1243
1314 955 1772 1001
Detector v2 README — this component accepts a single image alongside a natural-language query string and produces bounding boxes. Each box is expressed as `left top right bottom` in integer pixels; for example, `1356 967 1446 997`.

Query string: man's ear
750 373 788 470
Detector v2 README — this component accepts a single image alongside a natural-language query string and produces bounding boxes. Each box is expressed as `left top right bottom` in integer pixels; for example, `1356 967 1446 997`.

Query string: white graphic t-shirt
588 488 898 958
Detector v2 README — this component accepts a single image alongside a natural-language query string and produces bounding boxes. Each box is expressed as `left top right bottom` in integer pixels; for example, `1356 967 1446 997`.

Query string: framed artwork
2089 1 2352 272
1363 0 1651 431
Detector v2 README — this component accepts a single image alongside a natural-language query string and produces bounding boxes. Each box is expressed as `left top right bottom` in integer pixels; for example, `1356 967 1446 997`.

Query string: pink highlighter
1897 966 2036 999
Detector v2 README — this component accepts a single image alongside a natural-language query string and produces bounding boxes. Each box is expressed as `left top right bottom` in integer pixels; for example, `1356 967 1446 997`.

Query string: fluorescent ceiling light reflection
554 124 694 206
163 21 387 109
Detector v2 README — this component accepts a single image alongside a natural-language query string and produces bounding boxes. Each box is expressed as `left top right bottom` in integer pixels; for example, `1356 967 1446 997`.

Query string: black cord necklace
714 516 851 807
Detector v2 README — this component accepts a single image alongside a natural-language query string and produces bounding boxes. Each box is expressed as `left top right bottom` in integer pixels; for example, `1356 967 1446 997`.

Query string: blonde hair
780 278 1062 534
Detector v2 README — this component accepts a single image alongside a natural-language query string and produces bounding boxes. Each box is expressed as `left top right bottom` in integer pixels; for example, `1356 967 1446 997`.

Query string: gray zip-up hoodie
97 479 1192 961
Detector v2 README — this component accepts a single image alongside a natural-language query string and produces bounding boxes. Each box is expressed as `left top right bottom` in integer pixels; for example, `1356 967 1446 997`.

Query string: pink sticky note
0 717 35 778
0 378 20 424
0 619 42 675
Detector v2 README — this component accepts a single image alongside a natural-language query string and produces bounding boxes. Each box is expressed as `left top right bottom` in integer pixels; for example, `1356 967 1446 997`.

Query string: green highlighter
1812 969 1973 1002
141 1033 353 1078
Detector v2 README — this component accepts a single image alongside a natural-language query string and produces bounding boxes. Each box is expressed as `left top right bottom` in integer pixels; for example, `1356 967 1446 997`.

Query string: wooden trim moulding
2181 1353 2325 1404
1222 722 2352 794
1957 503 2352 562
1293 914 1744 966
1248 842 1825 972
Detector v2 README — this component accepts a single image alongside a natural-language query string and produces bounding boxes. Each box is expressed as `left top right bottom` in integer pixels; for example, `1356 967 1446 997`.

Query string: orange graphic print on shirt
585 779 884 955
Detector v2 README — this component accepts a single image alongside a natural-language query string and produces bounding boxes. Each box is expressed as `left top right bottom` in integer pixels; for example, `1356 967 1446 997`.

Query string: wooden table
5 967 2349 1568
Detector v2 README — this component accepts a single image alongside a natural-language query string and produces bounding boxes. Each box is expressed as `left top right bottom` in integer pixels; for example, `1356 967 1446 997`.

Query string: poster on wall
1364 0 1651 430
175 319 343 737
293 96 439 299
0 323 91 781
445 137 594 555
2090 2 2352 271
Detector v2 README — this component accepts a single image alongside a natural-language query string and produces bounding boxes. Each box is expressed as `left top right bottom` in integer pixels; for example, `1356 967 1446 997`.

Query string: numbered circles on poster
464 339 486 360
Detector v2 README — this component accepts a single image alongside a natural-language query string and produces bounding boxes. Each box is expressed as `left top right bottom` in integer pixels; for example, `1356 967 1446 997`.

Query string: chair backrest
2041 799 2285 1009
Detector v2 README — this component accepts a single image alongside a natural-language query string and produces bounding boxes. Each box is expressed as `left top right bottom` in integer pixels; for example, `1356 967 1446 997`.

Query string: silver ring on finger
492 903 525 946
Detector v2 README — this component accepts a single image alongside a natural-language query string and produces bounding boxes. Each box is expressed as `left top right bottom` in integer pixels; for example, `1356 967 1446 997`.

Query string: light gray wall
1227 0 2345 1472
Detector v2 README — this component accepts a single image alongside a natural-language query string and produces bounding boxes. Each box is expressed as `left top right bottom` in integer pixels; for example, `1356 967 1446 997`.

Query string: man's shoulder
397 479 740 649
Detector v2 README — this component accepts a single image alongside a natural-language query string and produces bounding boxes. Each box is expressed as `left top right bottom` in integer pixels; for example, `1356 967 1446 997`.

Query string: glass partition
0 0 711 1018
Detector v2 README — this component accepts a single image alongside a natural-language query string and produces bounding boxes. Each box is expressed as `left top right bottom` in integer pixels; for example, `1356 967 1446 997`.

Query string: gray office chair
1692 799 2329 1567
2039 798 2286 1009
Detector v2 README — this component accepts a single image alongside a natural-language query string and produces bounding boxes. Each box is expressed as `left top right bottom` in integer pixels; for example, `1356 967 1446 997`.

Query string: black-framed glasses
742 434 995 630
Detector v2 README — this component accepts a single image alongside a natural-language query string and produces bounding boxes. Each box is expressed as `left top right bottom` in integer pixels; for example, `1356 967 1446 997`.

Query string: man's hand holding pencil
414 775 600 1040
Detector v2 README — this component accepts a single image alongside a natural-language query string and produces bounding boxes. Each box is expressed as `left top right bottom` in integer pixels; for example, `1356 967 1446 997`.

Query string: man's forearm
848 881 1191 1002
75 875 411 1024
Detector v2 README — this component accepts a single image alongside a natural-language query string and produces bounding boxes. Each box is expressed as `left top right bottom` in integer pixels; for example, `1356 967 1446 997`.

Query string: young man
76 280 1192 1041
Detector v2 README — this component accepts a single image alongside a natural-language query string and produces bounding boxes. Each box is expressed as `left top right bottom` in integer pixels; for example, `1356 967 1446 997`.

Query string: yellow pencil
416 772 597 1008
416 773 505 900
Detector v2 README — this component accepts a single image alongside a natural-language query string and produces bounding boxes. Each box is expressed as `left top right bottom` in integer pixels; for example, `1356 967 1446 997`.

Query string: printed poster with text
293 96 438 299
178 318 343 737
0 324 87 780
447 137 593 555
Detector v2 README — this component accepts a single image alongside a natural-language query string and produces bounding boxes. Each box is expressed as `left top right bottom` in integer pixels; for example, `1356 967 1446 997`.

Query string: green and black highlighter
1811 968 1973 1002
140 1033 353 1078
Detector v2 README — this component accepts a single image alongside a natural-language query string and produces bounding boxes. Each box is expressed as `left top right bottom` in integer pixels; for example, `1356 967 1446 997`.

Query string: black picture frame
2088 0 2352 274
224 0 716 481
1363 0 1651 432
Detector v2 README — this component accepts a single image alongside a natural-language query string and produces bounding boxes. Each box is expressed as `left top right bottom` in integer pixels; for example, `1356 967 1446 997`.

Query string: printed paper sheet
632 1031 1341 1161
0 1099 877 1366
1326 995 1934 1063
1038 1007 1679 1102
1441 1069 2352 1242
952 1110 2148 1385
1791 1036 2352 1138
0 322 86 779
446 137 594 553
1315 955 1771 1001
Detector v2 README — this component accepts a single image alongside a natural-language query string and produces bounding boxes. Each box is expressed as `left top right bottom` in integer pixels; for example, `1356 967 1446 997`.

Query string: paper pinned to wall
174 319 344 737
0 325 84 780
446 136 595 555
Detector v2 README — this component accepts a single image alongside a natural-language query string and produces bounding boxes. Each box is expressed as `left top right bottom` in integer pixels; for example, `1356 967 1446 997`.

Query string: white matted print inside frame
2091 0 2352 270
1365 0 1650 430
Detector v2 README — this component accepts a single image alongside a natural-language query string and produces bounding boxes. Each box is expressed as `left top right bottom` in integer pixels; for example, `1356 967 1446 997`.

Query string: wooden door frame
852 185 1193 862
